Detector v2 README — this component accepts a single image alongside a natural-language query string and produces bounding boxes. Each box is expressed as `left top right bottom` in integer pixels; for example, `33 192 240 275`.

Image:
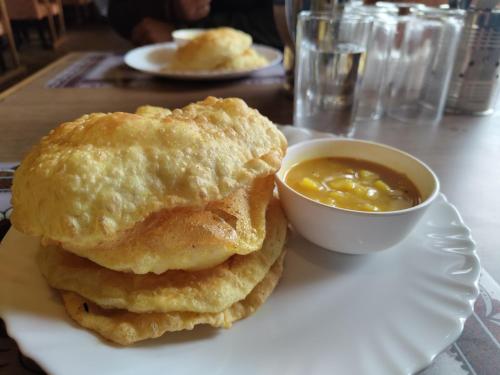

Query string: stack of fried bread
168 27 268 71
11 97 288 345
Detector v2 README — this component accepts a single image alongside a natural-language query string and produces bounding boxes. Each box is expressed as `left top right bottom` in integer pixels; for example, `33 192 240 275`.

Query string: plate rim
278 125 481 374
124 42 283 80
410 192 480 373
0 126 481 375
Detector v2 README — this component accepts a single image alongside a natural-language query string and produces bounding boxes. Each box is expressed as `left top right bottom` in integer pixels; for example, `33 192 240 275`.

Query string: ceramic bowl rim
172 28 205 40
276 138 440 217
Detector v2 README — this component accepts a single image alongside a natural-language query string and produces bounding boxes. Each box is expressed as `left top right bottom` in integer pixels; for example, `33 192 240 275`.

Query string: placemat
45 52 285 89
0 162 498 375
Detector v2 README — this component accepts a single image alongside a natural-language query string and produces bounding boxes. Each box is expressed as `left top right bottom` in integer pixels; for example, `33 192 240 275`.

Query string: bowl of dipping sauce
276 138 440 254
172 29 205 47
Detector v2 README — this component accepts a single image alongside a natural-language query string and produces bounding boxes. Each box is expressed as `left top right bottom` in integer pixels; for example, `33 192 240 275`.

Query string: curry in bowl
285 157 421 212
275 138 440 254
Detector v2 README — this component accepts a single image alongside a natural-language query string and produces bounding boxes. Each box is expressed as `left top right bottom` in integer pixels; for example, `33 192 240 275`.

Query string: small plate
0 126 480 375
124 42 283 80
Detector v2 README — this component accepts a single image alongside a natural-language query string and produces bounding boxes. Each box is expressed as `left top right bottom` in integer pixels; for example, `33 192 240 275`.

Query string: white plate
0 126 480 375
124 42 283 80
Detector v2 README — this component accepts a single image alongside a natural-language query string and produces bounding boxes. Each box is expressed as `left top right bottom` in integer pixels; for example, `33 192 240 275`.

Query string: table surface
1 52 499 280
0 52 499 374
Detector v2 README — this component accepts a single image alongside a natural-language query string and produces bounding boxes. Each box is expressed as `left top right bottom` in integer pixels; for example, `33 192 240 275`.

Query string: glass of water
294 11 372 136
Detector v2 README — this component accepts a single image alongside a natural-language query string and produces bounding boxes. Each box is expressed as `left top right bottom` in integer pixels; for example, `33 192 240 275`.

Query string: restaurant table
0 52 499 374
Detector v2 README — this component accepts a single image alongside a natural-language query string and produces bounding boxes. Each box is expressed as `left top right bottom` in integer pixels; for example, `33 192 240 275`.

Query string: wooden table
1 52 500 374
1 52 499 280
0 53 292 161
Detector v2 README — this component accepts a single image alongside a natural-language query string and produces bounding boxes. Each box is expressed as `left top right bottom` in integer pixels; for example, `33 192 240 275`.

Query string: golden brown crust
60 249 285 345
134 105 171 119
216 48 268 71
169 27 252 71
38 200 287 314
11 97 287 250
53 176 274 274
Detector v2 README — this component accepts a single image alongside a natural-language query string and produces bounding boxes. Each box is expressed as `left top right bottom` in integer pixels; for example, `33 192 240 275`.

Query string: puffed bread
169 27 252 71
216 48 268 71
47 176 274 274
12 97 287 250
38 200 287 314
61 249 285 345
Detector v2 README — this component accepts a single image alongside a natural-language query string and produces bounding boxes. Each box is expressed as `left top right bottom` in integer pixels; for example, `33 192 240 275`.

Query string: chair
62 0 92 24
0 0 20 70
5 0 66 48
0 0 25 86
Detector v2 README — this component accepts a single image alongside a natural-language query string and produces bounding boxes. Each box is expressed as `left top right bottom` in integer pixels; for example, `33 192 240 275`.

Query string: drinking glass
294 11 372 136
385 7 464 126
348 5 398 121
283 0 346 95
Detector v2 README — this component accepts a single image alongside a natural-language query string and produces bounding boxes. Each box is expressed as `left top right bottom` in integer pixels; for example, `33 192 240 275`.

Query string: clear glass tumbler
294 11 372 136
348 5 398 121
385 7 464 126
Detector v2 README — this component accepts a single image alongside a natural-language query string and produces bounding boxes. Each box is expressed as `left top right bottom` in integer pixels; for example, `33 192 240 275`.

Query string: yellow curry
285 157 421 212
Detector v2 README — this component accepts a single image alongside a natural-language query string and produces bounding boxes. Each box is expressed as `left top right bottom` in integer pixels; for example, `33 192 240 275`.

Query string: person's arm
108 0 212 45
193 6 282 48
108 0 175 40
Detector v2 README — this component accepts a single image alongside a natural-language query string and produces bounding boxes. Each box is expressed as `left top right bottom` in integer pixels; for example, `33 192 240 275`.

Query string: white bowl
172 29 205 47
276 138 440 254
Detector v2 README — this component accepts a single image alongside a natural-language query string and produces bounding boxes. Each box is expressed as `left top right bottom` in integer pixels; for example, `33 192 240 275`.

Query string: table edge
0 53 81 101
